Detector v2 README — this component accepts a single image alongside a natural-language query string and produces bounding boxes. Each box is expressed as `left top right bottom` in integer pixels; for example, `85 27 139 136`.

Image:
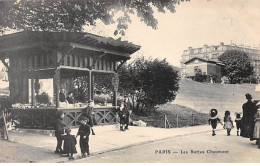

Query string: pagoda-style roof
0 31 141 58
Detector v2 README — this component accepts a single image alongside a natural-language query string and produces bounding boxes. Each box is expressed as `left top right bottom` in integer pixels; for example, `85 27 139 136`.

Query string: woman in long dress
241 93 257 141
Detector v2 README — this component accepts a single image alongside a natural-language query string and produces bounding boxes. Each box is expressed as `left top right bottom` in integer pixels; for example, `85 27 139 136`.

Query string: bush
118 57 180 113
193 73 207 82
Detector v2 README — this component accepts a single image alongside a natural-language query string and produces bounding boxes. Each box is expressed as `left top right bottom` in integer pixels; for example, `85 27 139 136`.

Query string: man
54 111 65 153
59 88 66 102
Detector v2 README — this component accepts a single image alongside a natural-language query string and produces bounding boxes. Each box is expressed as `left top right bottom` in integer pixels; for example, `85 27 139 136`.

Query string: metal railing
144 113 208 128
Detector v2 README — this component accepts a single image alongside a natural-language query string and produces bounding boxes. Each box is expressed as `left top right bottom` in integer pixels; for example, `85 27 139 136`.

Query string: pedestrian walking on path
235 112 242 136
62 128 77 160
76 117 91 158
241 93 258 141
223 110 234 136
208 109 223 136
54 111 65 154
253 109 260 149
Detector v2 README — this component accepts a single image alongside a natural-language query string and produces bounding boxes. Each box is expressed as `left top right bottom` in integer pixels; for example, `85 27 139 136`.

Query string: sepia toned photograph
0 0 260 163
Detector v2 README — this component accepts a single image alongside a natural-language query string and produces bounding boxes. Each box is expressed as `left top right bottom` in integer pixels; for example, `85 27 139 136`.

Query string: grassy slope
174 78 260 116
132 79 259 128
131 104 209 128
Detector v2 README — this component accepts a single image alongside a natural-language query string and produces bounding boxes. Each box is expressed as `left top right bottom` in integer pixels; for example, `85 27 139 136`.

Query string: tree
218 50 254 84
118 57 180 113
0 0 188 35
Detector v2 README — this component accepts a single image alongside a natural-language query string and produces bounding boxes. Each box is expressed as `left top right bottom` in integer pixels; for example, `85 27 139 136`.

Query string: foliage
0 0 188 35
241 75 259 84
118 57 180 113
193 72 207 82
192 66 206 82
72 76 88 102
71 74 114 103
94 74 114 96
218 50 254 84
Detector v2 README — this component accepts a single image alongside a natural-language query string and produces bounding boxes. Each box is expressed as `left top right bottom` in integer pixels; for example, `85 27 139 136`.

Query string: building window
194 66 202 74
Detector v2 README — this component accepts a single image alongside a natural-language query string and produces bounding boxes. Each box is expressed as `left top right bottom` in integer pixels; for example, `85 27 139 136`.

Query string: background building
180 42 260 78
184 57 224 83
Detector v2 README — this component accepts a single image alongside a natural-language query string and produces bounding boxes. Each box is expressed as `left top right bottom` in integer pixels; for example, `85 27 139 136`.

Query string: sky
85 0 260 67
2 0 260 68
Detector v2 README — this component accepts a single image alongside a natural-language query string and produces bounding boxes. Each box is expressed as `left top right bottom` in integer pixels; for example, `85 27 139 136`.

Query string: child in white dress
223 111 234 136
253 109 260 149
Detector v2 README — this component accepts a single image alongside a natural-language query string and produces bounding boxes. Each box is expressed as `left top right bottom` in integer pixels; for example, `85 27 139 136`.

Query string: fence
10 107 118 130
143 112 209 128
0 108 12 140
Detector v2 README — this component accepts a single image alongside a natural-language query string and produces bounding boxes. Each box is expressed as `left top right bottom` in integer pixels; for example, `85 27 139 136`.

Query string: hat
79 117 89 124
65 128 71 134
245 93 252 100
209 109 218 117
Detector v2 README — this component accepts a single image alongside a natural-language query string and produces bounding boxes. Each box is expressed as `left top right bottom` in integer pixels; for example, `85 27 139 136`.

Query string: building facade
184 57 223 83
180 42 260 78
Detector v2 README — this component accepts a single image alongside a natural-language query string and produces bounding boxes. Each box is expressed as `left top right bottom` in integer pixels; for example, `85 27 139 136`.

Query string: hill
131 104 209 128
173 78 260 116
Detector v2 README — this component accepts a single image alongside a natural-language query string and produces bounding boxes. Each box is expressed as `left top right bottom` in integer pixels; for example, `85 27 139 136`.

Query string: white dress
253 118 260 139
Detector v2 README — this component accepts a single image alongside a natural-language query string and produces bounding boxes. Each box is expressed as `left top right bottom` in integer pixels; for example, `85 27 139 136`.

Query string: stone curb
39 128 224 163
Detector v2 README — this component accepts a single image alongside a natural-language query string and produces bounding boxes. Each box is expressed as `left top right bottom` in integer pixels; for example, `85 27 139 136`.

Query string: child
235 112 242 136
76 117 91 158
119 103 127 131
62 128 77 160
208 109 222 136
223 110 234 136
54 111 65 154
124 99 132 130
253 109 260 149
83 100 96 135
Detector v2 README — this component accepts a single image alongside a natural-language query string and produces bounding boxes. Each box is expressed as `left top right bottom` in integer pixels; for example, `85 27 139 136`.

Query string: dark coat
77 124 91 137
66 96 75 104
235 118 242 130
82 106 97 126
208 117 221 129
59 93 66 102
55 119 64 137
241 100 257 138
62 134 77 154
119 107 129 124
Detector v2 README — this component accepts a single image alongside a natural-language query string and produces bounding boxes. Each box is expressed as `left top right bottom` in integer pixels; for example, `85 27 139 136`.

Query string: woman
241 93 257 141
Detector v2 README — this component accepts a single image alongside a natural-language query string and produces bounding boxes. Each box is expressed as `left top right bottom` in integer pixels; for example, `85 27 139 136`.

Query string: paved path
7 124 215 163
5 124 259 163
70 129 260 163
